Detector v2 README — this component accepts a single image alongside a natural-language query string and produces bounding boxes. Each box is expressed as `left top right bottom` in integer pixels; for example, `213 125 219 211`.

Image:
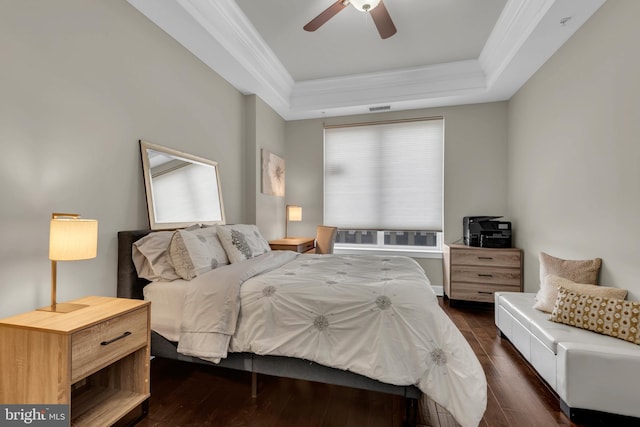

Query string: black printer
463 216 512 248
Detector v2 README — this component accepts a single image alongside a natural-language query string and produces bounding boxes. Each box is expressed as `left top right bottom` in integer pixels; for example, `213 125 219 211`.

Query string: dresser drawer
450 283 521 303
450 265 521 286
71 306 148 383
451 248 521 268
443 244 523 303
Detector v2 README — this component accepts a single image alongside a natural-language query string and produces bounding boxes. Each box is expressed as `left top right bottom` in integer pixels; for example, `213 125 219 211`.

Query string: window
324 118 443 255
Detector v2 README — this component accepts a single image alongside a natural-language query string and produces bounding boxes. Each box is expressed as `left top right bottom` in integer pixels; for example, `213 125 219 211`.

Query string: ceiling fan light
349 0 381 12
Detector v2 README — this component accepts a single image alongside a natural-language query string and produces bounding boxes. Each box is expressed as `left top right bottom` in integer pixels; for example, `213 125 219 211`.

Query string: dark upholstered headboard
117 229 152 300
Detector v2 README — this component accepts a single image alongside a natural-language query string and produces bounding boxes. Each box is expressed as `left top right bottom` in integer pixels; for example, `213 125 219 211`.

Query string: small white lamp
39 213 98 313
285 205 302 238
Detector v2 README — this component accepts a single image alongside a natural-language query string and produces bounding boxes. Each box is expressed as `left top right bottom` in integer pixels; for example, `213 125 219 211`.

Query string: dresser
0 296 150 426
269 237 315 253
443 244 523 303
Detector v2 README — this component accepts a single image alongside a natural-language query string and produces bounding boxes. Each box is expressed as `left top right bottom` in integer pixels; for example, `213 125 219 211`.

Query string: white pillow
168 227 229 280
132 231 181 282
533 274 627 313
216 224 271 263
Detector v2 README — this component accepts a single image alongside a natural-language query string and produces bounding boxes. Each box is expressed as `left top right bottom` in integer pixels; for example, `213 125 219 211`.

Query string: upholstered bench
495 291 640 421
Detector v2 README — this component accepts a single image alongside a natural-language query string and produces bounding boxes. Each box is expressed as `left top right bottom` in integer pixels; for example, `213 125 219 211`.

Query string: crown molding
175 0 294 99
479 0 556 88
127 0 607 120
290 60 486 111
127 0 294 115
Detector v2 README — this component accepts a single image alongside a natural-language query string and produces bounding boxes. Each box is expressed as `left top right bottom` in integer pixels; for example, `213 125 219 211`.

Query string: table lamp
285 205 302 238
39 213 98 313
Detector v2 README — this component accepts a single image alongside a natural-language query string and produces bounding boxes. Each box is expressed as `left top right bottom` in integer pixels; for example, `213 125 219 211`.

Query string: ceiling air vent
369 105 391 112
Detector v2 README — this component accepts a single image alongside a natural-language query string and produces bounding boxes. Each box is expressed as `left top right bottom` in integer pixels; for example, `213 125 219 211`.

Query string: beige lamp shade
285 205 302 238
286 205 302 222
49 216 98 261
40 213 98 313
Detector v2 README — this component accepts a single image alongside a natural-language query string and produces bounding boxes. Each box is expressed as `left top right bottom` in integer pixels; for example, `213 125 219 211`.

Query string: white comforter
179 253 486 427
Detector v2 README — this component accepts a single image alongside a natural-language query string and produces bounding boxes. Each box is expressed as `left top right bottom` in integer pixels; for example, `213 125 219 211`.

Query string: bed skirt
419 395 462 427
151 330 421 399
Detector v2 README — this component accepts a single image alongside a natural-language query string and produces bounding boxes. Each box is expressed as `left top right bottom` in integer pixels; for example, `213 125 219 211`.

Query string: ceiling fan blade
304 1 348 32
370 0 397 39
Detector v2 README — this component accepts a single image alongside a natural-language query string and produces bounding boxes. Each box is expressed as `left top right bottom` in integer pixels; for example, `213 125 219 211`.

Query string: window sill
334 246 443 259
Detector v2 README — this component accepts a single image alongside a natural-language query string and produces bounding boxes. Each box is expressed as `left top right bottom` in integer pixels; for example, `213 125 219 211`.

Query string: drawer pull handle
101 331 132 346
477 256 493 260
478 274 493 277
477 291 494 295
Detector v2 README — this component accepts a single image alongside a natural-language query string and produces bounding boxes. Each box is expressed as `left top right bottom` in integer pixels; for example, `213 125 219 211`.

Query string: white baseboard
431 285 443 296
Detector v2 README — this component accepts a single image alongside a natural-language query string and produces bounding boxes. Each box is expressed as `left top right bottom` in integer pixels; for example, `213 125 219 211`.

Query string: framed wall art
261 149 285 197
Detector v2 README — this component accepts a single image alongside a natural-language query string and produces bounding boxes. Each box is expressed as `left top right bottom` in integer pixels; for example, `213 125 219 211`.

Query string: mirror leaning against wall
139 140 226 230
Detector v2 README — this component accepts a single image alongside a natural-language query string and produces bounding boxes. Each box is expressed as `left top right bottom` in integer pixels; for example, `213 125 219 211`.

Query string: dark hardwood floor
129 297 621 427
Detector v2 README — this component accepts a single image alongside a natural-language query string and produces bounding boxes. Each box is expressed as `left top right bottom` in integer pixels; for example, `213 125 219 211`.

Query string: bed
117 228 487 427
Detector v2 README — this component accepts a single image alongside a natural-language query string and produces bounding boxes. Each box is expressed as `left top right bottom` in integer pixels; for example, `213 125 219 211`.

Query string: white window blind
324 118 443 231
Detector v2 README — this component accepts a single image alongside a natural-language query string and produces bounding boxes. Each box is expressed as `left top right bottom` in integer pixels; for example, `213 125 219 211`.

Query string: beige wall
507 0 640 299
0 0 249 317
245 95 287 240
285 103 509 285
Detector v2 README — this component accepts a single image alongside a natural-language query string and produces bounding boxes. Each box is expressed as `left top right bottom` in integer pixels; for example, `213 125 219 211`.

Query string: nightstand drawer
269 237 316 253
451 248 521 268
450 265 521 286
71 306 147 382
299 240 315 253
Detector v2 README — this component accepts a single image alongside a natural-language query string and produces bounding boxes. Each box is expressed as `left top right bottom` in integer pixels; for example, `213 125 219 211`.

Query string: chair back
315 226 338 254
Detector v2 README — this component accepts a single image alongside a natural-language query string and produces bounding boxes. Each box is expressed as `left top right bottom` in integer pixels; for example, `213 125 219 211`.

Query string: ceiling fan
304 0 397 39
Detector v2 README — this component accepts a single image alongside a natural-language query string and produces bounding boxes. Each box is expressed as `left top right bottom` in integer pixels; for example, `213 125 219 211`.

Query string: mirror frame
140 140 226 230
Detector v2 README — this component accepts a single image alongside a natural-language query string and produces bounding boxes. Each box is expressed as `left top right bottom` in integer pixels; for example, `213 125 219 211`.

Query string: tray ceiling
127 0 606 120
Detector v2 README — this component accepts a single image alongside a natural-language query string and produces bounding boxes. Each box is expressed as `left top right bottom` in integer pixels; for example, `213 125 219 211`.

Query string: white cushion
557 341 640 418
497 292 637 354
496 291 640 419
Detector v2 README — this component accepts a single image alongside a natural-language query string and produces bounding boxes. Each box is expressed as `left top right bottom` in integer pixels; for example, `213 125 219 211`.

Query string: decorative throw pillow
216 224 271 263
132 231 182 282
168 227 229 280
533 274 628 313
535 252 602 310
538 252 602 284
550 287 640 345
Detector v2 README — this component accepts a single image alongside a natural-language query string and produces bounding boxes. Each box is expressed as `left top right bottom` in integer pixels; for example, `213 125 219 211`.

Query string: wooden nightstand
0 296 150 426
443 244 523 303
269 237 315 253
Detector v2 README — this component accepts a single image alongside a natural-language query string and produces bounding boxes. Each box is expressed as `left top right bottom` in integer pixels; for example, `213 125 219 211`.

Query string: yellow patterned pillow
550 287 640 345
